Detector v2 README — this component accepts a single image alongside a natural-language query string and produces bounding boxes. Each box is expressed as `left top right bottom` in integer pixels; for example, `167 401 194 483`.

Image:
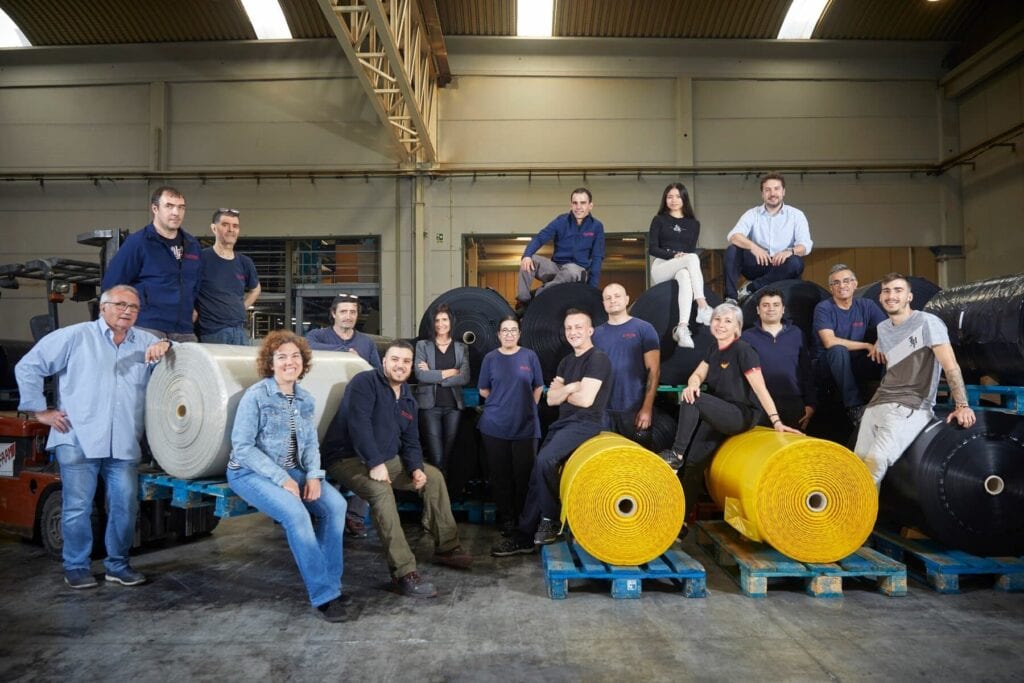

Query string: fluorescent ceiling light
777 0 828 40
518 0 554 38
241 0 292 40
0 9 31 47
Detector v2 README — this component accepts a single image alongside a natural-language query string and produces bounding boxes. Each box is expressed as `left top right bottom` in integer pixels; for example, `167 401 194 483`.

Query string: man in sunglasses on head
102 186 201 343
16 285 173 590
306 293 382 371
195 208 261 345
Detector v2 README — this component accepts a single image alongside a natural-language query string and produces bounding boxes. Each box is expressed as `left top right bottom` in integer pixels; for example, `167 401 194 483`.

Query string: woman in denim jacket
227 330 349 622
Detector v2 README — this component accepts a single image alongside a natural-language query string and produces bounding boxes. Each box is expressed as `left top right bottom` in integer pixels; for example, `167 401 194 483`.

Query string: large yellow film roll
560 432 685 566
707 427 878 563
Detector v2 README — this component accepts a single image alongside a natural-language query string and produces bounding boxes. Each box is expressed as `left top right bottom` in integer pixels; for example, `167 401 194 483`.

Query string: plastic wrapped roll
923 275 1024 385
708 427 878 563
418 287 515 384
560 432 685 566
880 410 1024 557
740 279 828 351
521 283 607 383
856 276 941 314
145 343 370 479
630 281 722 385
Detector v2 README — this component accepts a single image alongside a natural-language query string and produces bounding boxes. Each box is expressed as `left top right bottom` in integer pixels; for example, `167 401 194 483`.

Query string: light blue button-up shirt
727 203 813 256
16 318 159 460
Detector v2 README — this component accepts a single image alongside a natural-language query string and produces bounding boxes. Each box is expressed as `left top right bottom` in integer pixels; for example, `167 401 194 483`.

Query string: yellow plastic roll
560 432 685 566
707 427 878 563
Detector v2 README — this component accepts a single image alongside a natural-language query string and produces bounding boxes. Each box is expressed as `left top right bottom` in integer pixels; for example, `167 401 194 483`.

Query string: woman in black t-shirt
660 302 800 531
648 183 714 349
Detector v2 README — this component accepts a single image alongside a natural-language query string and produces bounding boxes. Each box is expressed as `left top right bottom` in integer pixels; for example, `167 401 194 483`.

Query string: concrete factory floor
1 513 1021 682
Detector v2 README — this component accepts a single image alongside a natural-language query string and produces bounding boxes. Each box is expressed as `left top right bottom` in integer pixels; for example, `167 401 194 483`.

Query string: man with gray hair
812 264 887 426
16 285 172 589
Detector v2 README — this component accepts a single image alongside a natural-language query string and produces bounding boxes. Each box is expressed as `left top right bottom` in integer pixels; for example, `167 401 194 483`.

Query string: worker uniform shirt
15 318 158 460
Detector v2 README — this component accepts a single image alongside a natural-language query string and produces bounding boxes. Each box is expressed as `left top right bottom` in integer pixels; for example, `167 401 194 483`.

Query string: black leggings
480 434 536 526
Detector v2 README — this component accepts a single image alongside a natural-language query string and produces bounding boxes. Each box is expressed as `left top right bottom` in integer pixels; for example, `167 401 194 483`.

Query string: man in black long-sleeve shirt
322 340 471 599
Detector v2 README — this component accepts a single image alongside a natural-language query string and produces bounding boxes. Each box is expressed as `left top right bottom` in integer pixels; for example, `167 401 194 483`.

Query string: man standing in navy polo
195 208 261 345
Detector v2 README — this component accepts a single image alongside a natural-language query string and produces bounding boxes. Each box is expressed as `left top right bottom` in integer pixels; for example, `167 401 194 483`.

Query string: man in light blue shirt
724 173 813 301
16 285 172 589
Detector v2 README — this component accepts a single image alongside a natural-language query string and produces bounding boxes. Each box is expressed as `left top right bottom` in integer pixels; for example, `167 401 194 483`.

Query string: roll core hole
462 330 476 344
616 495 637 518
984 475 1005 496
176 404 187 419
805 491 827 513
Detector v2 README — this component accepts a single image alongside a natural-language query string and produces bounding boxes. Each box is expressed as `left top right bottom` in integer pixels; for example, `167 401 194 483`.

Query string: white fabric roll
145 343 371 479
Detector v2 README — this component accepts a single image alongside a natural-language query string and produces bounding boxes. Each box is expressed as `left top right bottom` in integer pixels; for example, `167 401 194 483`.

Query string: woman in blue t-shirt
477 315 545 546
660 303 800 535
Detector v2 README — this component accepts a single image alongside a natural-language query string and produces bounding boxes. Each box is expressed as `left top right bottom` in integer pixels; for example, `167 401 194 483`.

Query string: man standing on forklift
102 186 201 342
16 285 172 589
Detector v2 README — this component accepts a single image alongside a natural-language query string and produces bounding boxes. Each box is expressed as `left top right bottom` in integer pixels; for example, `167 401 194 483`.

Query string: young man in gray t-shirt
854 274 975 486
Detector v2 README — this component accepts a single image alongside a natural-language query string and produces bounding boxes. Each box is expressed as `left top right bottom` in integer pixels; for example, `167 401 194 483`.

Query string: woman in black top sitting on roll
414 304 470 476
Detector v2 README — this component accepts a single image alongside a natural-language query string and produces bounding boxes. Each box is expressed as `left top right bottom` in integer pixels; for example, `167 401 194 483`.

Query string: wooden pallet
541 537 707 599
696 520 907 598
870 528 1024 593
395 498 497 524
138 472 255 519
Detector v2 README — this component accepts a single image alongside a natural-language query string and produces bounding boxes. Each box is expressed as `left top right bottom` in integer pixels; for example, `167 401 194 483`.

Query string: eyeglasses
104 301 140 312
829 278 856 287
218 208 240 217
499 328 520 335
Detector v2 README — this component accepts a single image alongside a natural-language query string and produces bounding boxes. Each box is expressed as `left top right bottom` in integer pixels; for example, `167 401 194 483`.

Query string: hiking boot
105 566 146 586
64 569 98 590
433 545 474 569
491 534 536 557
392 571 438 599
533 518 563 546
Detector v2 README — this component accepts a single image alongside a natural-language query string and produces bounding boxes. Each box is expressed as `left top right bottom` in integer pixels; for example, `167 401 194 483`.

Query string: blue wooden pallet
870 528 1024 594
541 537 707 600
395 498 497 524
138 472 255 519
696 520 907 598
936 384 1024 415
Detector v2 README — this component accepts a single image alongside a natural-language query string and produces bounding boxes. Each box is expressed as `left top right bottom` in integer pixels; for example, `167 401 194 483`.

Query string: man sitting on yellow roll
660 302 800 537
853 273 975 486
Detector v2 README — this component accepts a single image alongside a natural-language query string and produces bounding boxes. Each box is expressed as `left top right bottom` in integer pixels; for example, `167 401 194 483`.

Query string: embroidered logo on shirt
673 224 682 233
622 332 638 340
583 231 595 237
400 410 414 421
519 365 531 372
720 362 729 369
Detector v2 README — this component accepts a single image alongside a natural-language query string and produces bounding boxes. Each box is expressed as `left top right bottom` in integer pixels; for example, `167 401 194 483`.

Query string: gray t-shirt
869 310 949 410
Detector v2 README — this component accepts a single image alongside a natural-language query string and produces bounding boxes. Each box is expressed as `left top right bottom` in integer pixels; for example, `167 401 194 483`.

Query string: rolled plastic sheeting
880 410 1024 557
923 274 1024 385
521 283 607 383
418 287 515 384
740 279 828 351
145 343 371 479
560 432 685 566
856 276 941 314
630 281 722 385
708 427 878 563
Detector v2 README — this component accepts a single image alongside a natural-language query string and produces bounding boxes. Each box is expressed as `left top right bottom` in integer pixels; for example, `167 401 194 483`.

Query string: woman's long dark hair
657 182 696 219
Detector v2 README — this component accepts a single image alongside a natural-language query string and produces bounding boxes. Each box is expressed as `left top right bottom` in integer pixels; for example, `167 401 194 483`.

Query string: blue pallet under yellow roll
560 432 685 566
707 427 878 564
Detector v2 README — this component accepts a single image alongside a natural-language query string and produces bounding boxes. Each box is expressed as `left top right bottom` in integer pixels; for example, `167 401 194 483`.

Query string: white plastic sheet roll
145 343 371 479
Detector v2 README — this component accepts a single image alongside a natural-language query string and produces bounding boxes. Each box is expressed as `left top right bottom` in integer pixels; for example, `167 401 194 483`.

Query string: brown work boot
392 571 438 599
433 545 474 569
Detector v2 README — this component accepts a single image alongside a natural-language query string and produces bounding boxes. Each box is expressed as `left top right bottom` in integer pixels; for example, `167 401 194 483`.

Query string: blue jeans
227 467 347 607
817 346 883 408
55 445 139 574
200 327 250 345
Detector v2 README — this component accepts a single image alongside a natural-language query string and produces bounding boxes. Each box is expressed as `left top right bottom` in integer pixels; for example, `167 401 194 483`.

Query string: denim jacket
230 377 325 485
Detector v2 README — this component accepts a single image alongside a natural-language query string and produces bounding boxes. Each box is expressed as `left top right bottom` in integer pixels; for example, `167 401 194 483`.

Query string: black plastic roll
923 274 1024 386
879 410 1024 557
520 282 607 383
630 281 722 385
856 276 941 314
740 279 828 351
417 287 515 384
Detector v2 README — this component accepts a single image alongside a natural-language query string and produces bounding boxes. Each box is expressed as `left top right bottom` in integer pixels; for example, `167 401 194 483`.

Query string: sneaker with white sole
64 569 98 590
675 325 694 348
105 566 146 586
695 306 713 326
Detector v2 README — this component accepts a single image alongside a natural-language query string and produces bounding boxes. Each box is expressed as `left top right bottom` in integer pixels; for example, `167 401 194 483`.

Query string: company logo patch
0 442 15 477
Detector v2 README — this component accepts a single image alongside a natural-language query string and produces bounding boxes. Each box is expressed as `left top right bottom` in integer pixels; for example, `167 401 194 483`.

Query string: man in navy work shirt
322 340 471 599
195 208 261 345
516 187 605 305
741 288 815 431
102 186 201 342
16 285 172 589
592 283 660 444
492 309 612 556
306 293 382 371
724 173 812 301
813 264 886 426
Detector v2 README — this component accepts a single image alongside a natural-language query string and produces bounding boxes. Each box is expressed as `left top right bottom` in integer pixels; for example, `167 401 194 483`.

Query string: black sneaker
491 534 536 557
499 520 517 538
533 518 563 546
392 571 438 599
316 597 349 623
659 449 685 471
64 569 98 590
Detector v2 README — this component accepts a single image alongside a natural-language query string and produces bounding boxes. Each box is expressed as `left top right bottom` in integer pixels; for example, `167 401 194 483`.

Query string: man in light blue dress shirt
724 173 813 301
16 285 172 589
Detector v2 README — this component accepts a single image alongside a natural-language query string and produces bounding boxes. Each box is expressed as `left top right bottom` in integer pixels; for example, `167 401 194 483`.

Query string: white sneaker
676 325 694 348
695 306 713 326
